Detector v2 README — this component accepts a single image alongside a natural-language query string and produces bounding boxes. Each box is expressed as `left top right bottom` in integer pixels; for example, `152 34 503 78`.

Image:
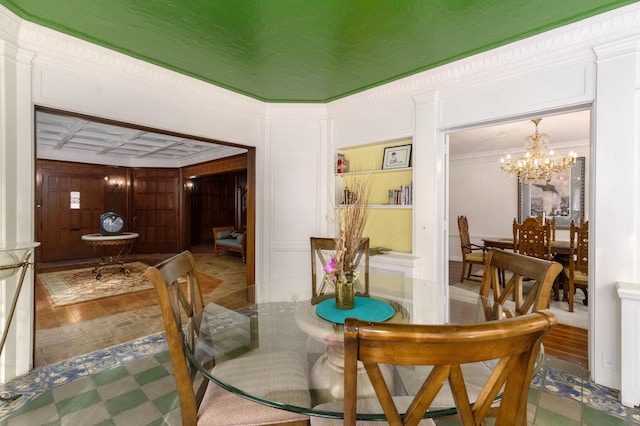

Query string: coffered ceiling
35 111 247 168
0 0 634 102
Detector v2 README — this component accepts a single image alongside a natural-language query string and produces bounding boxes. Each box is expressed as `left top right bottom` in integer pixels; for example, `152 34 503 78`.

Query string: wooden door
38 171 105 262
132 168 182 253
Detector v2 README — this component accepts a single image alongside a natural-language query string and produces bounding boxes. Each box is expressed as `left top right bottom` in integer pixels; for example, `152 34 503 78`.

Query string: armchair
457 215 487 282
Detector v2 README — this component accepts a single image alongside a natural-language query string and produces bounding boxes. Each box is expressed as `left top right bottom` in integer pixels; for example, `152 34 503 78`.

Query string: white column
591 36 640 389
0 35 36 381
413 91 447 283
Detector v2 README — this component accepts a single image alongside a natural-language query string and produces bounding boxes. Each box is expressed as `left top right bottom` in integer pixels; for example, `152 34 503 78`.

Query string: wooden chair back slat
145 251 205 426
310 236 369 304
513 217 553 260
343 312 557 426
479 249 562 319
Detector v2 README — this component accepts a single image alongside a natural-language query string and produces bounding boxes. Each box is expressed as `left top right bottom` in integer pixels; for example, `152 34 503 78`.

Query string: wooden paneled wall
36 157 247 263
132 168 183 254
182 154 247 177
36 160 132 262
190 172 247 245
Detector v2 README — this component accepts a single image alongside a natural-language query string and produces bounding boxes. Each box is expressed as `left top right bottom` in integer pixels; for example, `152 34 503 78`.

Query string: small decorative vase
335 273 355 310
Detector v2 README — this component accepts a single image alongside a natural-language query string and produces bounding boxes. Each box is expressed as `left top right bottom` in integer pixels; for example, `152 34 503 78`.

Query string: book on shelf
387 182 412 205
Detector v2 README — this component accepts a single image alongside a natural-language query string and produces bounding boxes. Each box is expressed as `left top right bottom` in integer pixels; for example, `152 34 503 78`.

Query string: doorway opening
33 107 255 367
447 108 591 366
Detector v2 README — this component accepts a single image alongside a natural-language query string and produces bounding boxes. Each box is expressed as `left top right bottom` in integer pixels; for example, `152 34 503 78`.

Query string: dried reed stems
334 173 373 277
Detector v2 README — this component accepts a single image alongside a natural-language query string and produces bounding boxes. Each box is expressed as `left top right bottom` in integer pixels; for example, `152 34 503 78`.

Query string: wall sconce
104 176 123 191
184 181 194 191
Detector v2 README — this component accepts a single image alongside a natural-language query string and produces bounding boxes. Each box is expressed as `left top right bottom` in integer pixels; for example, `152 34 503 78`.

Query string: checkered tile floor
1 328 639 425
0 333 180 426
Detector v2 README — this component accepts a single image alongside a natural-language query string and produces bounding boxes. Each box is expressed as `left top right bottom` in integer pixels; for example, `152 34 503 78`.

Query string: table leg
88 240 135 280
0 254 32 402
309 340 394 404
552 253 570 302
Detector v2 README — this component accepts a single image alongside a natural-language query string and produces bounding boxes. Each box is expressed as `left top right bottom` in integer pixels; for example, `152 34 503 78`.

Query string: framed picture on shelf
518 157 585 229
382 144 412 170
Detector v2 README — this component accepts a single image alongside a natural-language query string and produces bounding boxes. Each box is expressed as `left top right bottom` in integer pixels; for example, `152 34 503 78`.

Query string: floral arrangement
324 173 373 284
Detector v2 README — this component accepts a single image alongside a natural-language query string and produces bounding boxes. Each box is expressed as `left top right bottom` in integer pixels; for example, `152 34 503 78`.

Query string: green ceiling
1 0 636 102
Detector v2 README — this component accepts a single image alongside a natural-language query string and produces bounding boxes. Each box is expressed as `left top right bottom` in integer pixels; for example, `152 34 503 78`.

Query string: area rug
38 262 155 307
452 279 588 329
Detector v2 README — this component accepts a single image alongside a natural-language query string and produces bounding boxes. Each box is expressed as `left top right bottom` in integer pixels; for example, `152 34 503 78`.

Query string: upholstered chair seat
198 352 311 425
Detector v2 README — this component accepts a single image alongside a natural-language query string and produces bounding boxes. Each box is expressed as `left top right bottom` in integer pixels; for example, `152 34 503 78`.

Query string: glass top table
189 274 518 421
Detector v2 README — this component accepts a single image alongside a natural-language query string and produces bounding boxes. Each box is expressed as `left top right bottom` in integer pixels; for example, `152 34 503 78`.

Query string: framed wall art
518 157 585 229
382 144 412 170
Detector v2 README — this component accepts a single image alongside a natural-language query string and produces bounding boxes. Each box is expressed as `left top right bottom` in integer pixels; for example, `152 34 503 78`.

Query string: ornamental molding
330 3 640 113
0 7 20 44
264 103 328 121
16 20 264 115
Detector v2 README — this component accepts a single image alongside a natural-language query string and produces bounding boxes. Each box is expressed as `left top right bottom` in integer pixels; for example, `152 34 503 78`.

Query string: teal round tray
315 296 395 324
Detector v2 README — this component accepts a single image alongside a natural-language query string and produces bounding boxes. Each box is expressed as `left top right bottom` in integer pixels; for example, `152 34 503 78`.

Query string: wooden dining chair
343 311 557 426
146 250 311 426
310 236 369 305
479 249 562 319
534 216 556 241
565 220 589 312
513 217 553 260
457 215 487 282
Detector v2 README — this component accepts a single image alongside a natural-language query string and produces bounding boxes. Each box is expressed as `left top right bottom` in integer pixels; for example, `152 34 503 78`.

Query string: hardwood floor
34 254 587 368
449 260 588 367
33 244 248 367
35 255 173 330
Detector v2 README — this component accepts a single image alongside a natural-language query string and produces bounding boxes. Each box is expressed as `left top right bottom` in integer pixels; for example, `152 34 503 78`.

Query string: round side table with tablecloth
81 232 139 280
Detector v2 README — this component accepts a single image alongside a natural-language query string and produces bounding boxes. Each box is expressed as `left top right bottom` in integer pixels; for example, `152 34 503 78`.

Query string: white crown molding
0 6 20 44
9 12 264 116
264 103 327 120
593 34 640 60
330 3 640 113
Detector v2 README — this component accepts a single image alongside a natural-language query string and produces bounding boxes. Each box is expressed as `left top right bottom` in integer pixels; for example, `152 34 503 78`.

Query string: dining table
482 237 571 255
188 274 530 422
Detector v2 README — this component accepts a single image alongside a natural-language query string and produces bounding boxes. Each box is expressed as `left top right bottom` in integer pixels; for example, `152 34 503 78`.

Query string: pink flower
324 255 338 279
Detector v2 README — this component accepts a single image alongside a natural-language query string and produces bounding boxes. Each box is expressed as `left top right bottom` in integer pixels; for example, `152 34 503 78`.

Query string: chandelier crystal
500 118 577 183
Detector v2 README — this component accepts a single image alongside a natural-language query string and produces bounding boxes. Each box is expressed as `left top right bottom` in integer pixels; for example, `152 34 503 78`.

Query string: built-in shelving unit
335 139 413 254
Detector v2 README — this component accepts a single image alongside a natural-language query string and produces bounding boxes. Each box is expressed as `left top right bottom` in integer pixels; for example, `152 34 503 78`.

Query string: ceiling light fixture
500 118 577 183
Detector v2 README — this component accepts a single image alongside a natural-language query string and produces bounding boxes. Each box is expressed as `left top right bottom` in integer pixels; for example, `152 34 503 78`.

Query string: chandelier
500 118 577 183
